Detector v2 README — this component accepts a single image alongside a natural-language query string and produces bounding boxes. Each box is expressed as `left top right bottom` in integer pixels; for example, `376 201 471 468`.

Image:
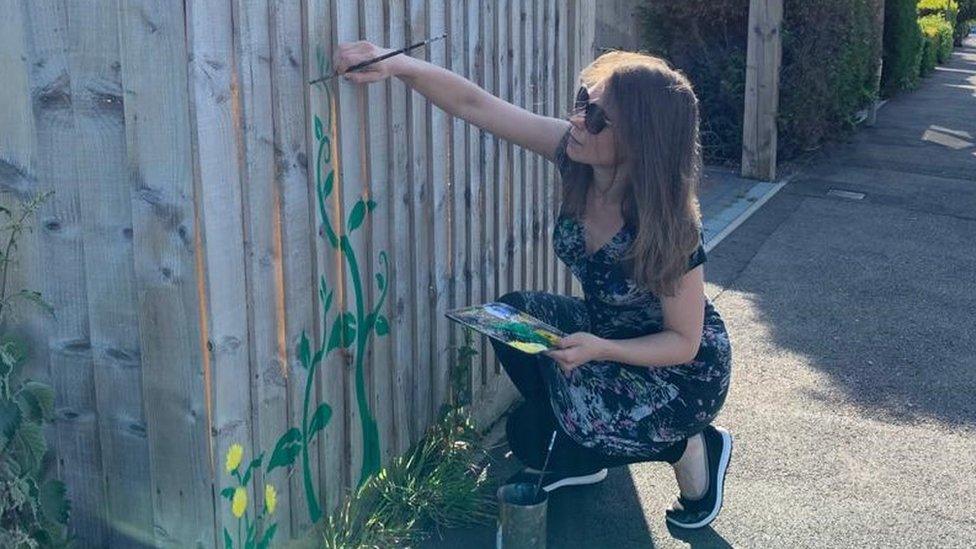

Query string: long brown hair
559 51 703 297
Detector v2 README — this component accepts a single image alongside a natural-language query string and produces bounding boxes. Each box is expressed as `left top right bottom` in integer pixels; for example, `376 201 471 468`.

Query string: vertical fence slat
386 0 415 455
533 0 546 292
268 0 315 535
448 0 470 408
495 0 517 304
555 0 570 295
545 0 557 295
362 0 396 468
406 0 433 438
429 0 452 420
510 0 524 296
185 0 255 542
231 0 299 538
479 0 498 393
63 1 156 544
118 1 214 544
464 0 488 410
334 0 366 493
305 0 343 519
20 3 108 545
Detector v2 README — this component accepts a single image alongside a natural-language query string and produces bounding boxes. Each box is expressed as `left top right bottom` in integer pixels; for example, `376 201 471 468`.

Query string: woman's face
565 78 622 168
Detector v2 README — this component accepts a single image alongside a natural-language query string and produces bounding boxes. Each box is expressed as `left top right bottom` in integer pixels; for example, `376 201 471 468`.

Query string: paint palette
445 302 567 354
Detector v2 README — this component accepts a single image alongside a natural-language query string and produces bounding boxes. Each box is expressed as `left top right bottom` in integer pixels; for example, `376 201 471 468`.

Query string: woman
334 43 733 530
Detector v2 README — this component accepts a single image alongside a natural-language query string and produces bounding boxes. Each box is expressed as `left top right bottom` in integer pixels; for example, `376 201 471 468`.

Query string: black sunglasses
573 85 612 134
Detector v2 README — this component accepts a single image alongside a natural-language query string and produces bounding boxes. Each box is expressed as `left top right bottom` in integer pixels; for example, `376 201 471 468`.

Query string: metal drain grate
826 189 866 200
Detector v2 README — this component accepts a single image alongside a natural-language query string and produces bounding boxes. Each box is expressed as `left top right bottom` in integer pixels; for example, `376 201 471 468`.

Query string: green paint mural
310 45 390 490
217 49 389 533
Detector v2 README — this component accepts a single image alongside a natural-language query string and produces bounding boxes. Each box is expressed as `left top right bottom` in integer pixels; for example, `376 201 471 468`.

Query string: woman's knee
496 291 527 310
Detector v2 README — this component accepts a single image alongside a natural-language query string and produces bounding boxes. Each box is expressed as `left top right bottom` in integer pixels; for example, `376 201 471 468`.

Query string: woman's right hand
333 40 402 85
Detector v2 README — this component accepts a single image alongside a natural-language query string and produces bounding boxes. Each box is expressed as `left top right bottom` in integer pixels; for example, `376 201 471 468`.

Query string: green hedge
920 13 955 65
882 0 924 95
638 0 878 163
955 0 976 44
918 18 940 74
637 0 750 163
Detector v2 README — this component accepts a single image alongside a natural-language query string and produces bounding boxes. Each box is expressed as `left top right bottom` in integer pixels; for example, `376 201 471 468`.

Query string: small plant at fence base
317 407 497 549
219 444 278 549
0 189 71 548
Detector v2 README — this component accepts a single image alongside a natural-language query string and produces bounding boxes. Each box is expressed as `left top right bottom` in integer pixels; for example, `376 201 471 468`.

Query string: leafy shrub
882 0 925 95
0 189 71 548
957 0 976 43
918 15 948 72
638 0 879 162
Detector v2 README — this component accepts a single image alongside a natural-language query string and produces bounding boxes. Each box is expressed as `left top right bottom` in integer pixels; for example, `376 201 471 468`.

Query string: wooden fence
0 0 595 546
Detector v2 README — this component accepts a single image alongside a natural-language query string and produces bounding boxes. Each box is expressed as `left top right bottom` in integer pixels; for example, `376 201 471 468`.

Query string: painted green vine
219 48 389 537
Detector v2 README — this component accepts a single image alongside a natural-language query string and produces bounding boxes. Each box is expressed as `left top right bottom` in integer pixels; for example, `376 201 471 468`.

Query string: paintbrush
533 430 558 502
308 33 448 86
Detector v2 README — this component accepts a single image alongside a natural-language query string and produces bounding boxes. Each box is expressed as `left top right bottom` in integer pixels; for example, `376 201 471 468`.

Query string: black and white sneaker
665 425 733 529
505 466 608 493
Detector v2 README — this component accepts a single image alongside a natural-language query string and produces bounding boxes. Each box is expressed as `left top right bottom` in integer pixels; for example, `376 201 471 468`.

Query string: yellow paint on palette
534 330 560 345
509 341 549 354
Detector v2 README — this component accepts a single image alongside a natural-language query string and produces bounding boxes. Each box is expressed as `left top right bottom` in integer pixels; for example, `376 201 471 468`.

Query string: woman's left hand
545 332 609 375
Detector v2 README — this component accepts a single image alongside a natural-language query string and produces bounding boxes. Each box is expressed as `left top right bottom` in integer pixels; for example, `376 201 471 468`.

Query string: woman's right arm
335 40 569 162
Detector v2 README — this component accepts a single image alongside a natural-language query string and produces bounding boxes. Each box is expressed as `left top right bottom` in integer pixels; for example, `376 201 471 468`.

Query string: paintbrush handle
533 430 558 501
309 33 447 85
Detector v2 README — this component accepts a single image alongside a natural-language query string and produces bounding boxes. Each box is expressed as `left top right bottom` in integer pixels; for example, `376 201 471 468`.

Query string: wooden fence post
741 0 783 181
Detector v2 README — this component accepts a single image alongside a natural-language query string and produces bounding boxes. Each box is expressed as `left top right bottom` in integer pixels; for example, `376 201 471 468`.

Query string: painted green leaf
312 348 324 368
266 428 302 473
307 403 332 443
257 523 277 549
348 199 366 232
366 199 377 212
246 522 256 548
224 528 233 549
241 452 264 486
327 320 342 353
375 272 385 291
298 332 311 370
324 289 334 313
220 487 235 501
314 116 323 141
376 315 389 336
323 171 334 197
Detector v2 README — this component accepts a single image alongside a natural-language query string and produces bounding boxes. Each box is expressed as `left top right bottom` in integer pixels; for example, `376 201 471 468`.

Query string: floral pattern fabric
510 129 733 458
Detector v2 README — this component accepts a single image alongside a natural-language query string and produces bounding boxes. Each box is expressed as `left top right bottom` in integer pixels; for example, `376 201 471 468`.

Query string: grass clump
317 407 498 548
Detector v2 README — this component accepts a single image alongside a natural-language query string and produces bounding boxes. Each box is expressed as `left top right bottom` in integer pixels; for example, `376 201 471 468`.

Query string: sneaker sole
543 467 608 492
666 427 733 529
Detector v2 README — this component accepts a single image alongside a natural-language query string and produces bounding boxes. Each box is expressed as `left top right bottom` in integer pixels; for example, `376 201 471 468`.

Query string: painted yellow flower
265 484 277 515
225 443 244 473
232 487 247 518
509 341 548 354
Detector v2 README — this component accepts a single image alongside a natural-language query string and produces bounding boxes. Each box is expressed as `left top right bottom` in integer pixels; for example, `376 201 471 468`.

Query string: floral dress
515 130 733 458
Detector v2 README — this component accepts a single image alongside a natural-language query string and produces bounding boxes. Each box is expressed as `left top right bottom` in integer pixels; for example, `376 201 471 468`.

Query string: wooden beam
741 0 783 181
